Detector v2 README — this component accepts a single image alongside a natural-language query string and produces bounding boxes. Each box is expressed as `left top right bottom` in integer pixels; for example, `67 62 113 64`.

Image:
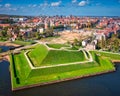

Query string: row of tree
97 34 120 52
0 25 55 41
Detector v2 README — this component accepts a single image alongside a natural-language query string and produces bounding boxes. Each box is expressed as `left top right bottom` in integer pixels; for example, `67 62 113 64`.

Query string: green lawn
10 52 31 88
28 44 49 67
0 38 7 41
12 40 36 46
65 46 78 50
91 51 120 60
41 50 86 65
28 44 86 67
10 45 116 89
47 44 70 49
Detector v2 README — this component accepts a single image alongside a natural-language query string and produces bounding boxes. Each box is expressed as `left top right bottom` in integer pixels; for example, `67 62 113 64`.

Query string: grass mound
10 52 31 88
28 44 49 67
41 50 86 66
28 44 86 67
10 44 116 89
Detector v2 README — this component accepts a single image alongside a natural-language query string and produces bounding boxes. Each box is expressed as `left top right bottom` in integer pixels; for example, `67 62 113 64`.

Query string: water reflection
0 60 12 96
13 62 120 96
0 61 120 96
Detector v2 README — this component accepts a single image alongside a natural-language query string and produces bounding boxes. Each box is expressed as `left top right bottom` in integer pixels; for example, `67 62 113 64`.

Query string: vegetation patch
10 52 31 88
28 44 86 67
65 46 78 50
92 51 120 60
28 44 48 67
10 44 116 90
12 40 36 46
47 44 70 49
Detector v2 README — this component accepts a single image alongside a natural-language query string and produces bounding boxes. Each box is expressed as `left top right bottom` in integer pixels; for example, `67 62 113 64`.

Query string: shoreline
12 68 115 91
0 41 20 47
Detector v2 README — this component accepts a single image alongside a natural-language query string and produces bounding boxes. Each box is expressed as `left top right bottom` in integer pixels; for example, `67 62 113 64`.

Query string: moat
0 60 120 96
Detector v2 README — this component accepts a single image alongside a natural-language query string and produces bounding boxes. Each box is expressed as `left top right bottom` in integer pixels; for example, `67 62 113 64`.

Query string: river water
0 61 120 96
0 46 14 52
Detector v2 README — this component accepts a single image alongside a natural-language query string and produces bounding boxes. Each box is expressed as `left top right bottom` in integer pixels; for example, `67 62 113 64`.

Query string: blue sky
0 0 120 16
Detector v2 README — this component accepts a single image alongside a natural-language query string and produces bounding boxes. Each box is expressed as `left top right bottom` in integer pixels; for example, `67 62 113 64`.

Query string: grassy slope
10 46 116 89
10 52 31 88
41 50 86 66
12 40 35 46
14 55 114 88
47 44 69 49
28 44 48 67
92 51 120 60
65 46 78 50
29 51 115 86
29 62 98 77
28 44 86 67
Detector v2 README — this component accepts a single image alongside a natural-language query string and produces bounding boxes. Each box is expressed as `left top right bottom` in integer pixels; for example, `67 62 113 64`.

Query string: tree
35 32 41 39
116 31 120 39
73 38 82 46
0 30 7 37
106 34 120 52
44 28 54 37
101 36 106 50
0 48 2 53
113 39 119 52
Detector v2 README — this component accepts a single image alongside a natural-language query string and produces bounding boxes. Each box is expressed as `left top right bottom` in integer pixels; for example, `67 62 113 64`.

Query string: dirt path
0 41 20 47
41 31 92 44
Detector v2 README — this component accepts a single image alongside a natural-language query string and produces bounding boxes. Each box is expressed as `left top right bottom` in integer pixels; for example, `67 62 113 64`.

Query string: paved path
24 42 94 69
24 50 94 69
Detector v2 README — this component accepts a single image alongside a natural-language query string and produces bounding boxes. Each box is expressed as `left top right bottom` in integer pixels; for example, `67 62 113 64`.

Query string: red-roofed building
0 24 10 27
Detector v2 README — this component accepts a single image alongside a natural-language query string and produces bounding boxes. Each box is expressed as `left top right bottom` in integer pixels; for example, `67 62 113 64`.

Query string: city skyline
0 0 120 16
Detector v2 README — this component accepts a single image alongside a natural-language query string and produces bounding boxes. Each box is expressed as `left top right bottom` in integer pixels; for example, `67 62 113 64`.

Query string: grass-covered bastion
10 43 120 91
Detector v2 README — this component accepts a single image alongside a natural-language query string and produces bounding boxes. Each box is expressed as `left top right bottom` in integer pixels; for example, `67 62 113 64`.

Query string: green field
92 51 120 60
10 44 116 89
47 44 70 49
12 40 36 46
28 44 86 67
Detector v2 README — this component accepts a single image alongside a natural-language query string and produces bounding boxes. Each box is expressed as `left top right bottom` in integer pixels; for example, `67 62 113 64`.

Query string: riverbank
12 68 115 91
0 41 20 47
10 46 116 91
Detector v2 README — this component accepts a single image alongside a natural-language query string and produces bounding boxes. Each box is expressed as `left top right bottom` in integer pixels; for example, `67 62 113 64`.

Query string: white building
38 28 44 34
82 40 87 47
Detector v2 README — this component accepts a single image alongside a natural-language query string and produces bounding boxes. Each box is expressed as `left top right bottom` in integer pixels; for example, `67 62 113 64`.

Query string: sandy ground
0 41 20 47
41 31 92 44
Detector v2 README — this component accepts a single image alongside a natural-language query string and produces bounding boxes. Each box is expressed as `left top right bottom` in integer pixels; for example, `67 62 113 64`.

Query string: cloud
12 8 17 11
20 7 24 9
39 3 49 7
5 3 11 7
51 1 61 7
7 8 17 11
28 4 31 7
0 4 2 7
72 0 77 3
28 4 37 7
78 0 88 6
96 3 101 6
119 0 120 3
32 4 37 7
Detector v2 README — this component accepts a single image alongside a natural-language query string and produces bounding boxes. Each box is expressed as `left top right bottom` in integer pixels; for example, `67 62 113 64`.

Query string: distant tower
44 21 48 29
